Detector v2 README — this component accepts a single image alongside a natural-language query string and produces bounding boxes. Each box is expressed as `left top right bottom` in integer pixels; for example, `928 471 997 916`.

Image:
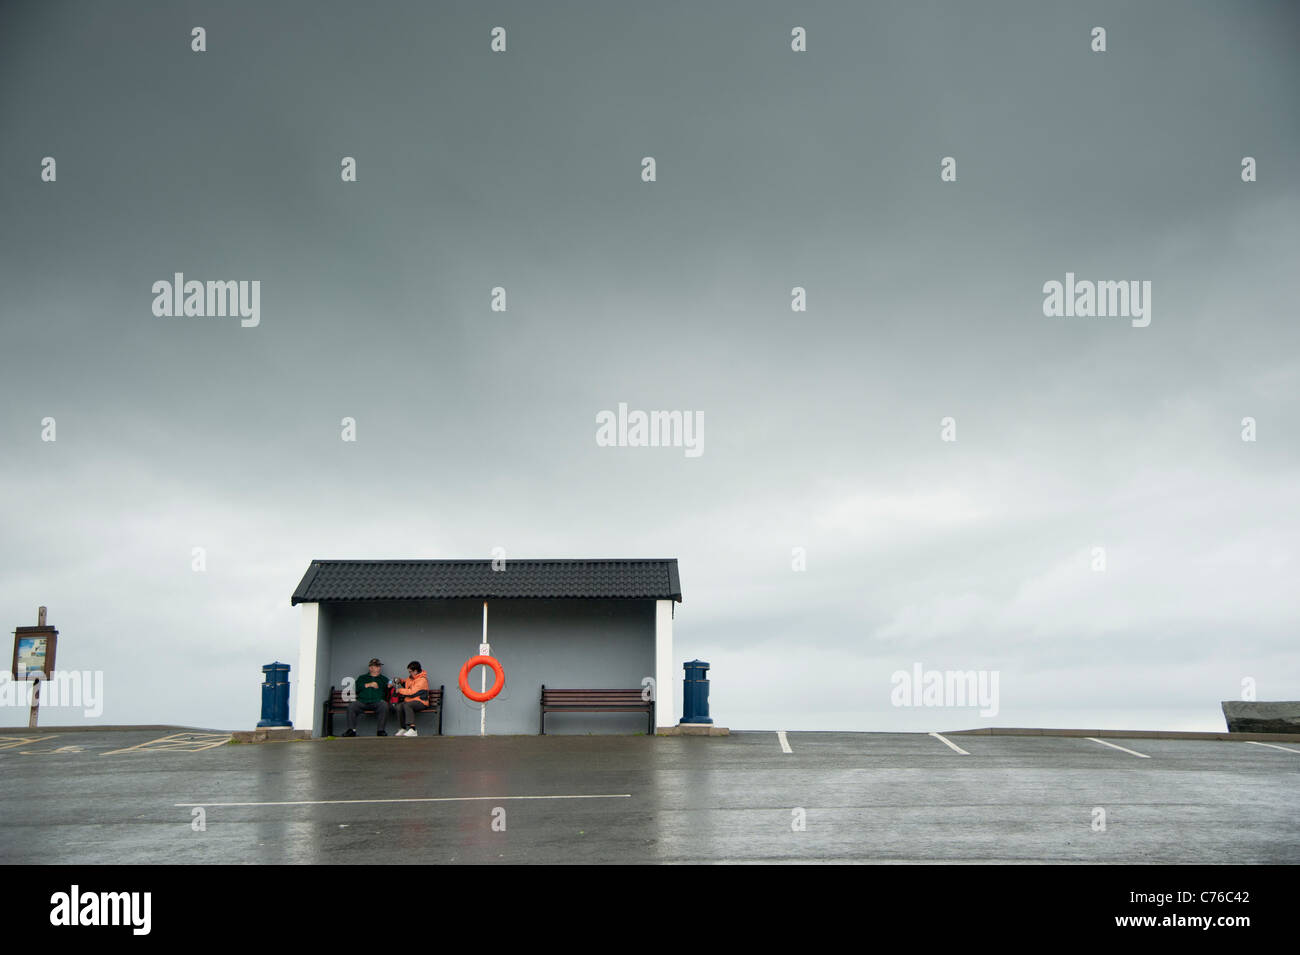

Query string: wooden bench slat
543 701 646 707
543 696 644 701
329 689 444 710
543 701 649 705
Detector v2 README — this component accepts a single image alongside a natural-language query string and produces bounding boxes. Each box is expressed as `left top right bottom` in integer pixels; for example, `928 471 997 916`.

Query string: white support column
480 600 489 736
655 600 675 730
295 602 322 735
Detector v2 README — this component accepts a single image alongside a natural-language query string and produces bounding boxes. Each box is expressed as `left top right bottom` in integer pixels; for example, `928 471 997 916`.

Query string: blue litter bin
681 660 712 725
257 661 292 728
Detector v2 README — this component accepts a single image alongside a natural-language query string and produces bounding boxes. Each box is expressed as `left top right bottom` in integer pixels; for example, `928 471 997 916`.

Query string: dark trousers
399 699 427 727
346 699 389 732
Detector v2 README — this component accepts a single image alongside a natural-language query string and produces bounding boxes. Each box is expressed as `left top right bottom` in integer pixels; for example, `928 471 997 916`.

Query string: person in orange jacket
393 661 430 736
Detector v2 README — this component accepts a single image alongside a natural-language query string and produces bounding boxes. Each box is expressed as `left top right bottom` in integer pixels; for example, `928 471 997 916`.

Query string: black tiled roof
291 559 682 605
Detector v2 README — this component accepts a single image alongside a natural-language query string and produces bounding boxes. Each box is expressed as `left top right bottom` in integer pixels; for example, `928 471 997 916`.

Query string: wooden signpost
12 606 58 728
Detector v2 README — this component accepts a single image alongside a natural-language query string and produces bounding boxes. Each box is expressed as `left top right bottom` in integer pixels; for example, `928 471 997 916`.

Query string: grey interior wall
324 598 656 735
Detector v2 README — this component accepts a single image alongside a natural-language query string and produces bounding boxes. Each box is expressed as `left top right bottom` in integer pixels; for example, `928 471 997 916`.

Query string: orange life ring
459 655 505 702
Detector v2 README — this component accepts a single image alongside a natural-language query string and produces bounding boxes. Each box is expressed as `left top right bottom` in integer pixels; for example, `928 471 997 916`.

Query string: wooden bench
539 686 654 735
323 685 445 736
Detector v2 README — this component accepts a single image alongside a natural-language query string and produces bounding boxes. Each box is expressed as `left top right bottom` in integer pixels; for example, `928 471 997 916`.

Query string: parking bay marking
777 731 792 753
102 732 231 755
0 735 56 751
1247 741 1300 754
175 794 633 808
929 732 970 755
1085 737 1150 758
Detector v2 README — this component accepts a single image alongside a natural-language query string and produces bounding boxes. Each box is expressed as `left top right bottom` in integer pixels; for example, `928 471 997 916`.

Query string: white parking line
1086 737 1150 758
175 794 632 808
929 732 969 755
1247 741 1300 754
777 730 792 753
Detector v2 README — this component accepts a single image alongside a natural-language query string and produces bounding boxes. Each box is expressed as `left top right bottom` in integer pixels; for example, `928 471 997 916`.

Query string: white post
295 603 321 734
480 600 489 736
655 600 675 731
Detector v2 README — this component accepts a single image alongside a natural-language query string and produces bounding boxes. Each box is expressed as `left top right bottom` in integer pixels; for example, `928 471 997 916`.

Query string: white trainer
406 728 418 737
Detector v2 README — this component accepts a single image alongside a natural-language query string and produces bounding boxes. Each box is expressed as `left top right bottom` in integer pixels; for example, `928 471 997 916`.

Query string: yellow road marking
101 732 231 755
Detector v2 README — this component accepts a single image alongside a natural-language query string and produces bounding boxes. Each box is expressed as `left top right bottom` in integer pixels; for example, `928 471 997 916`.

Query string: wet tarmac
1 727 1296 863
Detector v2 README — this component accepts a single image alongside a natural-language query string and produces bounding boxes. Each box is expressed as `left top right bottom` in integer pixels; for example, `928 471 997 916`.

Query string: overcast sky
1 0 1297 733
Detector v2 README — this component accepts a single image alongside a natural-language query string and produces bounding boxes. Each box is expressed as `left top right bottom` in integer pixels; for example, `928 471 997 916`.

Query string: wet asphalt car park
1 727 1296 864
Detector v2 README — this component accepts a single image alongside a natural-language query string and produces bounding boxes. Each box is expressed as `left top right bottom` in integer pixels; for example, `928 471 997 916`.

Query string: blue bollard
257 662 292 728
681 660 712 725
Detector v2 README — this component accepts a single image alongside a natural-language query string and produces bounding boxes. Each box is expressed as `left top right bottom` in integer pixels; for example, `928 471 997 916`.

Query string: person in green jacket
344 658 390 736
